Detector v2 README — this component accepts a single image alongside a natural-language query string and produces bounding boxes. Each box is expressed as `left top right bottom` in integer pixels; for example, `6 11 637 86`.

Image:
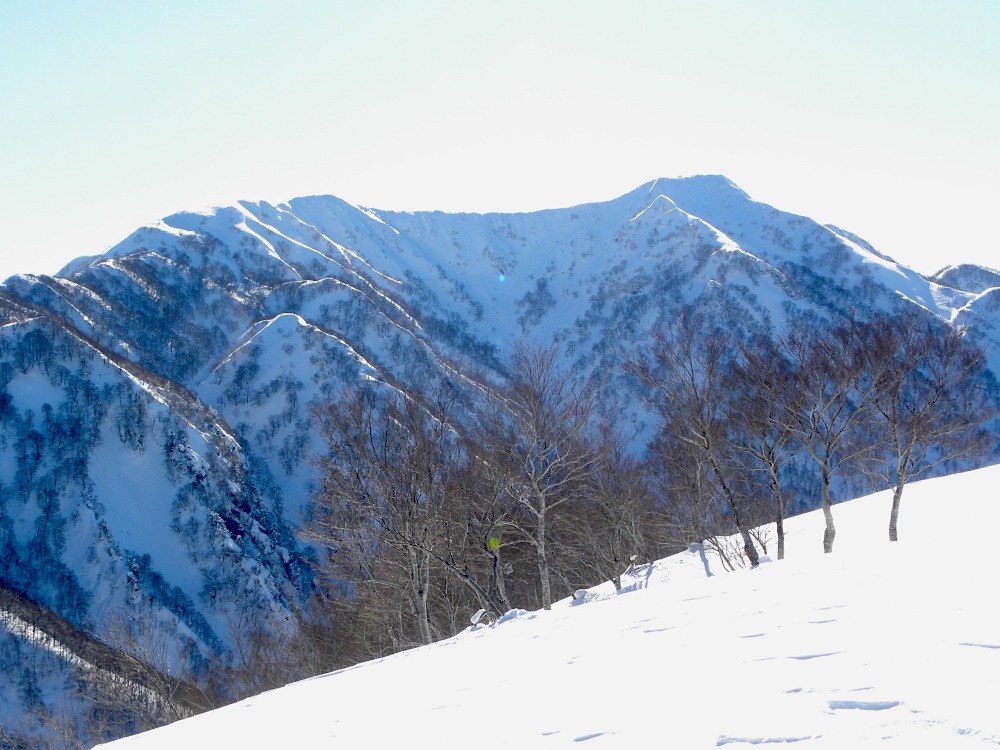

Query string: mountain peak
3 178 1000 747
647 173 747 194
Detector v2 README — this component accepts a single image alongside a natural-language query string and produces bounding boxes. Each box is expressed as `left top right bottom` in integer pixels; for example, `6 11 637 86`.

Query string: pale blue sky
1 1 997 282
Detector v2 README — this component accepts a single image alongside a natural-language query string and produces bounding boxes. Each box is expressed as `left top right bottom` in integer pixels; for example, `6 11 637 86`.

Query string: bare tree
780 318 880 553
41 612 215 748
438 452 519 617
476 340 600 609
863 311 997 541
308 385 451 645
728 337 799 559
627 312 761 566
645 431 757 571
308 375 537 648
570 431 661 590
645 433 721 551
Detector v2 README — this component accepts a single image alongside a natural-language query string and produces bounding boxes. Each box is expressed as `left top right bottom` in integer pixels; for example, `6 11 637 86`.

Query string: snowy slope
98 465 1000 749
3 176 1000 745
20 174 991 515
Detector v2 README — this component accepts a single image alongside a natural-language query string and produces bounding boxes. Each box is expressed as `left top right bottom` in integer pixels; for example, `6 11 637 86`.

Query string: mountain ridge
1 176 999 745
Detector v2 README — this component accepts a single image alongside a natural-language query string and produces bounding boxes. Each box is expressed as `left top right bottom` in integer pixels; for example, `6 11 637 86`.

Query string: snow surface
97 466 1000 748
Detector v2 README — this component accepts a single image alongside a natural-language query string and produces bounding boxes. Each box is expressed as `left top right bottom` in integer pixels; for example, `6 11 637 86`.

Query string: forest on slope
1 177 998 747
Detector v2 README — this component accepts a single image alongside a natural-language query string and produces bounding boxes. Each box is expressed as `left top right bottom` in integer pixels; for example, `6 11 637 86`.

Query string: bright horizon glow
1 1 998 282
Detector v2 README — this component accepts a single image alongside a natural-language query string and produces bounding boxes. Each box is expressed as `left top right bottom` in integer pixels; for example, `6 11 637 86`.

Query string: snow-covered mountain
1 176 998 744
96 465 1000 748
930 264 1000 295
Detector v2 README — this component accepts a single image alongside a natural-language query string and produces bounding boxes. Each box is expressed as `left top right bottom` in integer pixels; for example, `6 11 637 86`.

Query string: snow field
99 466 1000 748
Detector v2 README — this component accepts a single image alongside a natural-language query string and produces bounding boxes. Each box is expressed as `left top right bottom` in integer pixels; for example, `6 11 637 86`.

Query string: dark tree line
303 339 671 663
301 309 995 668
628 308 996 558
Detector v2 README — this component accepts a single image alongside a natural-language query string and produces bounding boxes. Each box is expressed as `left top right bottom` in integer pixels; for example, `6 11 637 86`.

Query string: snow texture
98 465 1000 748
4 176 1000 743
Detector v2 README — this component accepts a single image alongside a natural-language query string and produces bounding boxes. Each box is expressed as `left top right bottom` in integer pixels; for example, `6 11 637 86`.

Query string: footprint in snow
757 652 842 662
716 735 816 745
788 651 843 660
828 700 901 711
574 732 612 742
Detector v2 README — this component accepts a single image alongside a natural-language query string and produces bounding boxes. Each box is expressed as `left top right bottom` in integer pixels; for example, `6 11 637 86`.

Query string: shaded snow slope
99 465 1000 749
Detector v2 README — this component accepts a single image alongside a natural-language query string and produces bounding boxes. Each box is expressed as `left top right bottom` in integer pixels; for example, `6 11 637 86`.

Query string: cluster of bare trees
301 308 995 668
303 308 995 664
303 340 671 661
629 308 996 561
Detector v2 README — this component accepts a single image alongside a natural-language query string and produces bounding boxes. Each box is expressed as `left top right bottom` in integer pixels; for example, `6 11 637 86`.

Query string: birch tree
308 386 451 646
863 312 997 541
477 340 600 609
628 312 760 566
728 338 799 559
780 319 879 553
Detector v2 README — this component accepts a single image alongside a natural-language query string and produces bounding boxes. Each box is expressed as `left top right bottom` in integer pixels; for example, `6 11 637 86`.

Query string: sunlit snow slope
97 466 1000 749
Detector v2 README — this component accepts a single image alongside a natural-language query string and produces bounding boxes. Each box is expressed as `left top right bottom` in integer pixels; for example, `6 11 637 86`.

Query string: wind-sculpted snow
1 175 998 744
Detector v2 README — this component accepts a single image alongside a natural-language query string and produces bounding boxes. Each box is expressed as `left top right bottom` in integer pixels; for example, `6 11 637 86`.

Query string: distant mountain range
1 176 998 745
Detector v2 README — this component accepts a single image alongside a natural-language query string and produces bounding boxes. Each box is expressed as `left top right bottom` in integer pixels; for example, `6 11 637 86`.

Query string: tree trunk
537 512 552 609
412 589 432 645
407 546 433 645
611 529 623 591
490 549 510 615
821 465 836 554
418 591 432 643
441 555 504 618
738 527 759 567
888 484 903 542
769 467 785 560
706 448 759 566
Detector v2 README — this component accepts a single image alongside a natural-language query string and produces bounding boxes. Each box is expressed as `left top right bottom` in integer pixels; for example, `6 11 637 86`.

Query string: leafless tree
39 612 215 748
308 374 537 648
728 337 799 559
438 451 519 616
308 385 452 645
645 433 718 548
646 431 754 571
475 340 601 609
779 318 880 553
569 431 661 590
862 311 997 541
627 312 761 566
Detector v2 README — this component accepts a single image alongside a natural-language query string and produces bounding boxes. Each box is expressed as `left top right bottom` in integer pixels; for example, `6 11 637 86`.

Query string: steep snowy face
0 311 307 743
0 176 992 743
